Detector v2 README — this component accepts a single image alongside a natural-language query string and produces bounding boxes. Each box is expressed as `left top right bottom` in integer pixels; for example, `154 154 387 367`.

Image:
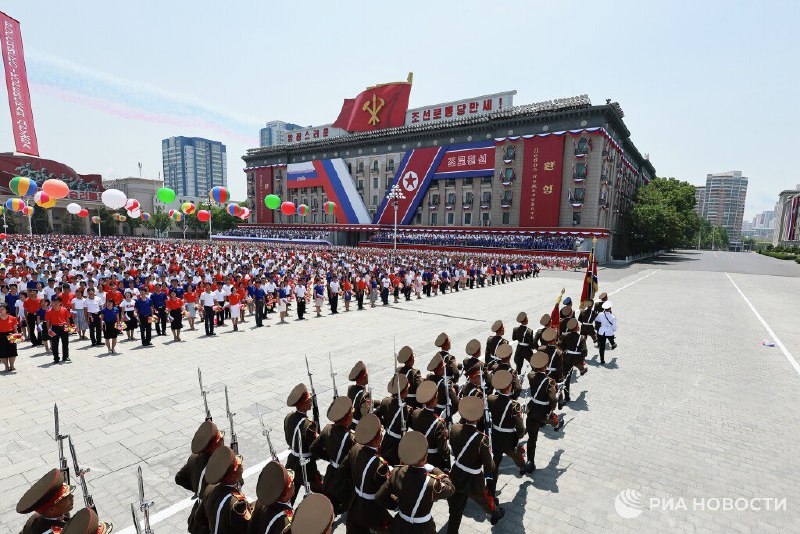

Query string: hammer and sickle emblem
362 93 385 126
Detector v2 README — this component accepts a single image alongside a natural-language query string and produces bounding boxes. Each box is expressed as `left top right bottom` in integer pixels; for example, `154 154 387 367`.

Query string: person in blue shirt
100 300 120 354
135 289 153 346
151 284 168 336
253 281 266 327
36 298 50 355
313 280 325 318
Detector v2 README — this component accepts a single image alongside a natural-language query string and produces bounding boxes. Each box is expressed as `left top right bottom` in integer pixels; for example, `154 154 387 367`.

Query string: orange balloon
42 179 70 199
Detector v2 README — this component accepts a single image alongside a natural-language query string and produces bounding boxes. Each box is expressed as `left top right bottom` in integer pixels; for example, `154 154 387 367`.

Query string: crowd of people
366 230 581 251
0 234 569 372
219 227 331 241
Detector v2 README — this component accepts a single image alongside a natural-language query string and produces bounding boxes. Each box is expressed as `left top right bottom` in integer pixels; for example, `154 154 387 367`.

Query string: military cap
530 351 549 369
291 493 334 534
580 299 593 310
398 431 429 465
599 292 608 300
348 361 366 381
434 332 449 347
205 446 238 485
541 328 558 343
567 318 579 330
63 508 113 534
539 313 551 326
191 421 221 454
516 311 527 323
465 339 481 356
256 461 291 505
397 346 414 363
16 469 75 514
465 360 483 376
458 396 484 422
354 413 382 445
563 297 573 306
491 320 503 333
427 353 444 372
560 305 572 318
496 344 512 360
287 383 309 406
327 396 353 422
387 373 409 394
416 380 438 404
492 370 513 391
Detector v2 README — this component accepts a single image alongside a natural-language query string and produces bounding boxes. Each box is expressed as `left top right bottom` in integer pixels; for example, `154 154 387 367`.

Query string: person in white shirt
85 288 103 346
328 278 340 314
199 286 217 336
121 292 138 341
212 287 226 326
294 282 307 320
72 288 89 340
595 301 618 365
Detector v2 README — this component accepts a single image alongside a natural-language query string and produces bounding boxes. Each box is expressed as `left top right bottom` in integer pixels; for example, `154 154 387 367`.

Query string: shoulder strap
455 430 481 465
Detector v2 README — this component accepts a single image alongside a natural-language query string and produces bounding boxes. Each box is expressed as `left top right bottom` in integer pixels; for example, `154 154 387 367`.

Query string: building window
372 160 379 173
481 175 492 184
372 195 378 206
502 212 510 224
575 138 590 155
347 163 352 175
463 177 473 186
357 161 364 174
373 177 378 188
387 159 395 172
573 212 581 226
415 212 422 224
431 212 438 225
464 212 472 225
504 145 516 160
481 191 491 205
463 192 473 206
573 187 585 203
447 212 455 225
430 193 440 207
445 178 456 187
358 180 364 190
482 212 490 226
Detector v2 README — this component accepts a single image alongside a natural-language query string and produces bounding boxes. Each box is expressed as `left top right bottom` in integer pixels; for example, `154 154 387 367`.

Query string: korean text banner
253 167 274 224
0 12 38 156
519 135 565 227
433 141 495 179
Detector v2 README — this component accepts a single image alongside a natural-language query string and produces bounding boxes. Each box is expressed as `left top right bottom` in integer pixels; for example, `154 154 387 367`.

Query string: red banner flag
332 81 411 132
0 11 38 156
519 135 565 227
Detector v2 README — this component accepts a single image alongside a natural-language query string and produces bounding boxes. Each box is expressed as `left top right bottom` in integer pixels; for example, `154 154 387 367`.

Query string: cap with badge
491 320 503 333
580 299 593 309
465 360 483 377
415 380 438 404
434 332 449 348
465 339 481 356
541 328 557 343
16 469 75 515
427 353 444 372
560 305 572 318
562 297 572 307
205 446 240 485
458 396 484 422
256 461 292 506
516 312 527 323
397 346 414 364
539 314 551 326
62 507 113 534
287 383 309 407
349 361 367 381
291 492 334 534
492 369 513 391
567 318 579 331
327 396 353 422
354 413 382 445
191 421 222 454
495 344 512 360
398 431 429 465
530 351 549 369
387 373 409 395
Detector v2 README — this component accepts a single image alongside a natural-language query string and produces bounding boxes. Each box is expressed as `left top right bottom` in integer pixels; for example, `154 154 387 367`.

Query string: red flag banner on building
0 11 38 156
519 135 565 227
332 78 411 132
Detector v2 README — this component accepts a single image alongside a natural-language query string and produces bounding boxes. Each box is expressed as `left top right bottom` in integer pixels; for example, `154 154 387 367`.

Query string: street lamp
387 184 406 260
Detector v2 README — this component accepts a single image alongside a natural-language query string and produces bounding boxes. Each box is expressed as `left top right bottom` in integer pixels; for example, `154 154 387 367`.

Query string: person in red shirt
237 285 247 323
227 290 241 332
0 305 19 371
183 287 198 331
165 290 185 341
45 296 72 364
23 289 42 347
342 278 353 312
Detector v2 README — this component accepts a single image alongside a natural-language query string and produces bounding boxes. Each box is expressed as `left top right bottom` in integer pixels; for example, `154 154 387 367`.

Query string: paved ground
2 250 799 533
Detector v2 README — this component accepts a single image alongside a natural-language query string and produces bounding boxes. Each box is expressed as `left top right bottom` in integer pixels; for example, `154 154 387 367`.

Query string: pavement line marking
117 450 291 534
608 269 661 295
725 272 800 377
391 306 485 322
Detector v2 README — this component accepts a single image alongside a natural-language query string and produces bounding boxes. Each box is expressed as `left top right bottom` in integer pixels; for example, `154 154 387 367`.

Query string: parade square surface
2 250 799 533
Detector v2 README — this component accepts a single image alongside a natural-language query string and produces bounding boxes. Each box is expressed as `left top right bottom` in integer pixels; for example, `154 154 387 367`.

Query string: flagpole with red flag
549 287 565 333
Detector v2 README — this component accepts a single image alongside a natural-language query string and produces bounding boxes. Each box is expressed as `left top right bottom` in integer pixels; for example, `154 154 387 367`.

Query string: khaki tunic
346 444 392 533
410 407 450 471
376 465 455 534
309 423 354 513
20 514 66 534
175 452 213 534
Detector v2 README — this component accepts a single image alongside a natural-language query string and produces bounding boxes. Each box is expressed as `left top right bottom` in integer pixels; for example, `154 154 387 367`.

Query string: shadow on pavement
532 449 568 493
569 390 589 412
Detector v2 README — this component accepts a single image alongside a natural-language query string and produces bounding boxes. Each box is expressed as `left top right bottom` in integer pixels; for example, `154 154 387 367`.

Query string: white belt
492 424 515 433
399 511 433 524
386 429 402 439
566 350 581 354
354 487 376 500
519 343 530 346
407 393 416 398
454 461 482 475
329 461 341 468
427 447 438 454
289 450 312 459
436 404 447 409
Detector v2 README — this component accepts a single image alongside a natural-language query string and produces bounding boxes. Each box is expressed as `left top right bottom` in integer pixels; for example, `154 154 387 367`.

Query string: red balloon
0 233 6 239
77 209 89 218
197 209 211 222
280 201 296 216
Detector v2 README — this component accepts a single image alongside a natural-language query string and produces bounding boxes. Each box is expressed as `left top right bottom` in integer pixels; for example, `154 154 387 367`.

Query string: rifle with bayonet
304 354 321 428
131 465 155 534
393 344 407 433
257 402 278 462
68 436 96 513
329 352 338 399
224 385 238 455
442 355 453 429
296 420 312 499
198 367 212 421
479 369 495 496
54 403 70 485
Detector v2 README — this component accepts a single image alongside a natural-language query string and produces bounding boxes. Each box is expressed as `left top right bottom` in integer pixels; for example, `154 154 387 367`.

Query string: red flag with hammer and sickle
332 81 411 132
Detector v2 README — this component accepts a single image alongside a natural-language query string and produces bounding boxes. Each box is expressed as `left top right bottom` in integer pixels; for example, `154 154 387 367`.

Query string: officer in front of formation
511 311 535 374
248 461 294 534
309 396 355 515
285 383 324 501
346 413 392 533
175 420 226 534
485 320 508 366
411 380 451 471
195 445 252 532
16 469 75 534
375 373 411 466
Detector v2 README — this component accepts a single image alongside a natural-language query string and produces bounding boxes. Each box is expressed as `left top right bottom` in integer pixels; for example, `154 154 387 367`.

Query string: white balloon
128 209 141 219
101 188 127 210
66 202 82 215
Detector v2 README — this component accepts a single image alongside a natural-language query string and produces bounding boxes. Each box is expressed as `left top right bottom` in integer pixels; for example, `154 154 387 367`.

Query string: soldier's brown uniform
309 422 354 514
541 344 564 383
347 384 370 429
346 444 392 533
410 407 451 471
526 371 558 467
484 335 507 365
458 381 483 400
376 465 455 534
376 395 412 466
487 361 522 400
20 515 67 534
512 323 535 373
424 373 459 420
559 329 587 401
198 484 251 533
398 364 422 409
487 393 526 492
247 501 292 534
446 423 496 534
437 349 461 383
176 453 213 533
284 411 323 502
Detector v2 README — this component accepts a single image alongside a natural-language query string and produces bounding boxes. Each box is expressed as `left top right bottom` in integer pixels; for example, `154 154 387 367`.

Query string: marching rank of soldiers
15 293 611 533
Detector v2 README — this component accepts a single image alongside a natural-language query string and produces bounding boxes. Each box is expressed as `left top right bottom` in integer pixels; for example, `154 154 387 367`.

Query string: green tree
144 206 171 236
630 177 698 252
62 213 86 235
124 212 144 235
31 206 53 234
96 207 117 236
1 210 19 234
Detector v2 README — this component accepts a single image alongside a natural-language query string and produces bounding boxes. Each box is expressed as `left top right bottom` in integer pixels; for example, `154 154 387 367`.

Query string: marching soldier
248 461 295 534
309 396 356 515
532 313 550 350
176 420 225 534
376 373 411 466
347 361 371 429
411 380 451 471
559 303 575 333
559 317 588 404
61 507 113 534
285 383 323 503
591 292 608 345
458 360 484 400
376 431 455 533
511 312 535 374
198 446 252 532
396 346 422 409
434 332 461 382
346 413 392 533
16 469 75 534
485 320 508 366
487 370 526 492
446 397 505 533
426 354 459 420
290 493 335 534
524 352 564 473
487 344 522 400
578 299 597 342
462 339 491 388
539 328 563 385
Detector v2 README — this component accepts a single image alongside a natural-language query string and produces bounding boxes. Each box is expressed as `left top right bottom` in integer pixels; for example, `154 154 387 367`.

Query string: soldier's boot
489 507 505 525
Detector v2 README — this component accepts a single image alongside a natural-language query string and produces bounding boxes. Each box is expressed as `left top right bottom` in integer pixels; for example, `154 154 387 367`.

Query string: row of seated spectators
365 230 580 251
219 228 330 241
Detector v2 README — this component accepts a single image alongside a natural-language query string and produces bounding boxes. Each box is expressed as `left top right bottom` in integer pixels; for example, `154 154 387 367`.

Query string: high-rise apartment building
695 171 748 242
162 137 227 197
259 120 304 147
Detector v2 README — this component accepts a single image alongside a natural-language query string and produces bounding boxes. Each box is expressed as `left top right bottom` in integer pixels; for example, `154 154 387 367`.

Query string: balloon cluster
263 194 336 217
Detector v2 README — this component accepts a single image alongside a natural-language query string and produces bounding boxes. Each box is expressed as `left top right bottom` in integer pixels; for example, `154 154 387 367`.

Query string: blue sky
1 0 798 219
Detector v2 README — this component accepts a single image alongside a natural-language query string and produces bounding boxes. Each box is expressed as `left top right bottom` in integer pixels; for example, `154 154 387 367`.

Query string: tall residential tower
162 136 227 197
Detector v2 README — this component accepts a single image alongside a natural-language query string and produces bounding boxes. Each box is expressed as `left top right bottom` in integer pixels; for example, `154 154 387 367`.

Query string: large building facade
242 91 655 260
695 171 748 243
773 186 800 246
162 136 227 197
260 121 305 147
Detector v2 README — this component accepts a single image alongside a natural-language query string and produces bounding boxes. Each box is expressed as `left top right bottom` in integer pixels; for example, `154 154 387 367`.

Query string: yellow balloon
42 197 57 209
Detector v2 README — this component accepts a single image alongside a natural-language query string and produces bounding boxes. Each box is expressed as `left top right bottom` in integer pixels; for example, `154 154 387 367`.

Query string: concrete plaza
2 250 799 533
